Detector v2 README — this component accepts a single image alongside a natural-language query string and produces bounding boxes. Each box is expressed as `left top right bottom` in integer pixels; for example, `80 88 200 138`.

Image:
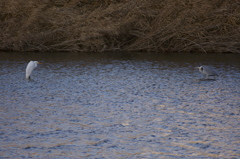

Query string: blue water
0 52 239 158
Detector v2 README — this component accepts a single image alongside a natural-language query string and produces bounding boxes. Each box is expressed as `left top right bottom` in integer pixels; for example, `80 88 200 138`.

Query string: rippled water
0 52 239 158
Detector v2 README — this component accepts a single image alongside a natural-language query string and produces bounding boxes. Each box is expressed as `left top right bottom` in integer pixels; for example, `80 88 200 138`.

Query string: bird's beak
195 67 200 69
38 62 43 64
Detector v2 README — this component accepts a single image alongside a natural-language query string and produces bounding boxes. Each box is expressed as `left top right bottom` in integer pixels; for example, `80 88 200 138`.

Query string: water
0 52 239 158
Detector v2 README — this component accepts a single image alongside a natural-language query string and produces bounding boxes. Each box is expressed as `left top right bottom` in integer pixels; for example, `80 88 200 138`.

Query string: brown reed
0 0 239 53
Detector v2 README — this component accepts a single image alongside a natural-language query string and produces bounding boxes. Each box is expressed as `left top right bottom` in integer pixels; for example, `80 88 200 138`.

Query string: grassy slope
0 0 240 53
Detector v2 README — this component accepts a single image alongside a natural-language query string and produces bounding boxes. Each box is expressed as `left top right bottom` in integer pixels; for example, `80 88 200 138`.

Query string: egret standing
26 61 42 79
195 65 218 79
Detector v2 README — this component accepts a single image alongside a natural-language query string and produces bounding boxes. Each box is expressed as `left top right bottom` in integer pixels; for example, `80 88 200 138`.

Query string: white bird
26 61 42 79
195 65 218 79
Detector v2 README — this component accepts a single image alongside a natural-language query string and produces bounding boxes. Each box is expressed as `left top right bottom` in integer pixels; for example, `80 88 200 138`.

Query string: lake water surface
0 52 239 158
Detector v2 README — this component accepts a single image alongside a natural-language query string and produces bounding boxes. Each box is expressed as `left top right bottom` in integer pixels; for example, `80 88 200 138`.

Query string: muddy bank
0 0 240 53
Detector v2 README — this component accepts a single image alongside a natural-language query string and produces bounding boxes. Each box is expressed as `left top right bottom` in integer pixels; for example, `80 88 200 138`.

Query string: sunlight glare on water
0 52 239 158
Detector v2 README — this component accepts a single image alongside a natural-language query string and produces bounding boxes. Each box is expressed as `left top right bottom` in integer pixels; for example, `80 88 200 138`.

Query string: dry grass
0 0 240 53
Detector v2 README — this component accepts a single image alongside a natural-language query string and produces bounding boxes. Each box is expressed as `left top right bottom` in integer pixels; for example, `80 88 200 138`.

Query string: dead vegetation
0 0 240 53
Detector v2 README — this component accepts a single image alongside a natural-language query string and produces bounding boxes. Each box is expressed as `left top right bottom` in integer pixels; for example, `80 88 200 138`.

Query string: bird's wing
26 61 35 78
204 66 218 76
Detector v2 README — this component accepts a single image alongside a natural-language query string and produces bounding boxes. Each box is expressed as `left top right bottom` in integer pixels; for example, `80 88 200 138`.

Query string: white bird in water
195 65 218 79
26 61 42 79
